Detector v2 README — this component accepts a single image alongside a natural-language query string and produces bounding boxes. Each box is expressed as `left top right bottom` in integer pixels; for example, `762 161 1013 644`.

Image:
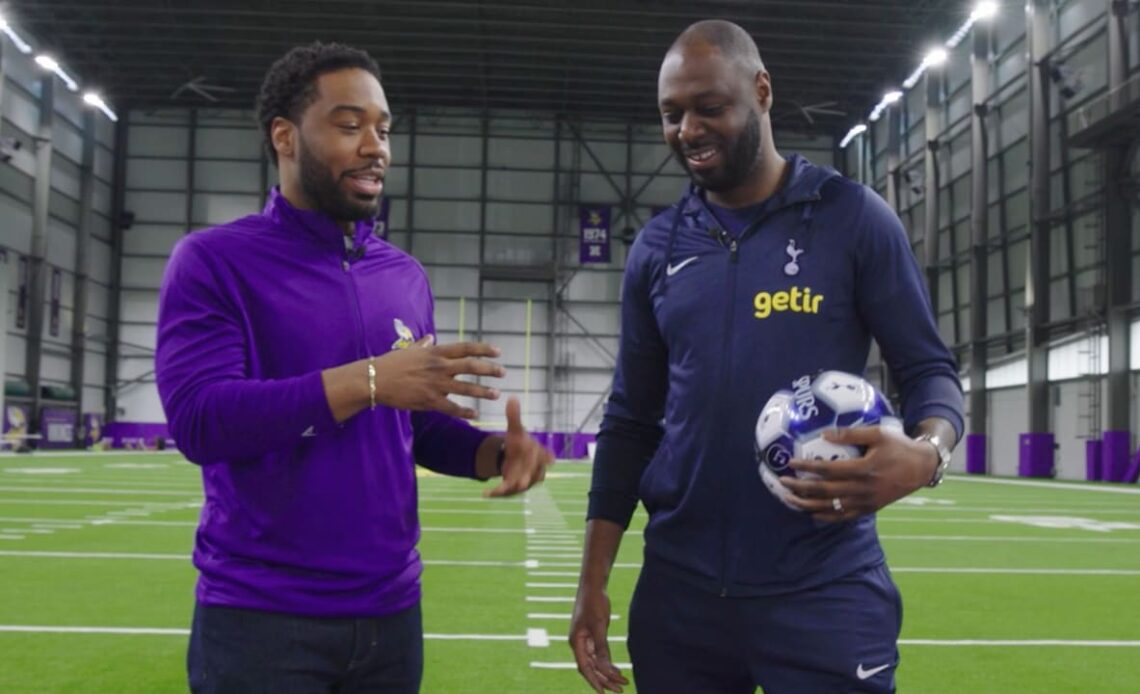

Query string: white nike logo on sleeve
856 663 892 680
666 256 699 276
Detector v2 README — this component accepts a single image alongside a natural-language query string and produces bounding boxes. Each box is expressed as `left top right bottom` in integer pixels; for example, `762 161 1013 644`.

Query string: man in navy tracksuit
570 21 963 694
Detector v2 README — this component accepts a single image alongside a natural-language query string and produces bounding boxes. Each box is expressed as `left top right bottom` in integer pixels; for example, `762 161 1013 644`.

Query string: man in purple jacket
156 43 553 693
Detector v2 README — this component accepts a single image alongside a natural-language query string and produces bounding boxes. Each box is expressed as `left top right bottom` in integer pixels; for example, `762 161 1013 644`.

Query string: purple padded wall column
1018 433 1054 477
1085 440 1103 481
965 434 986 474
1101 431 1131 483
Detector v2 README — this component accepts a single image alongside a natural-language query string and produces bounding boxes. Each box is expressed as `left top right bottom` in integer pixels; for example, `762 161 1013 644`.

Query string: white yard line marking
0 535 25 540
898 639 1140 647
526 628 550 647
528 571 581 577
417 496 524 504
950 475 1140 495
882 534 1140 544
531 662 631 670
526 583 578 588
422 526 528 533
525 553 582 559
0 500 199 507
424 560 530 567
0 626 190 635
0 625 544 642
893 567 1140 576
525 596 575 603
881 507 1140 515
0 550 185 560
527 613 620 621
0 486 197 496
0 528 52 534
418 508 528 516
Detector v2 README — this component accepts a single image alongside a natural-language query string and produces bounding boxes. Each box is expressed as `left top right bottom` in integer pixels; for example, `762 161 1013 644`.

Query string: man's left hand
778 426 937 522
485 397 555 497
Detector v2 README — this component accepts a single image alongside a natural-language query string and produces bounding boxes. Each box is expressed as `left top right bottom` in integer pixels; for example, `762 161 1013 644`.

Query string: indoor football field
0 451 1137 693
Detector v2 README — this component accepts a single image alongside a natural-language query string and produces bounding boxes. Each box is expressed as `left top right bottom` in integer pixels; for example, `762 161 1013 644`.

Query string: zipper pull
729 239 738 262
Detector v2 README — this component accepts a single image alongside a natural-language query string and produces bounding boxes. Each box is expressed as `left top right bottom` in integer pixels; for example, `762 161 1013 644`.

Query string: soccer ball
754 370 902 510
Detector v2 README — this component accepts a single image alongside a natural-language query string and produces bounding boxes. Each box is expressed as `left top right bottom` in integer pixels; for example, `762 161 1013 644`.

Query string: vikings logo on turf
391 318 415 350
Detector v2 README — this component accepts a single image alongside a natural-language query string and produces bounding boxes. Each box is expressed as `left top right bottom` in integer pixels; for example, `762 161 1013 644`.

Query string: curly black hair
255 42 381 166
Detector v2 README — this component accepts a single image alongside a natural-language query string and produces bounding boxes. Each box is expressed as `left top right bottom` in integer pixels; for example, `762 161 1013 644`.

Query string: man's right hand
373 335 504 418
570 586 629 693
321 335 504 422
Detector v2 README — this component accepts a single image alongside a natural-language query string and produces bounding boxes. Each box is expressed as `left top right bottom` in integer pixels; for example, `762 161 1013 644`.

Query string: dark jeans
188 602 423 694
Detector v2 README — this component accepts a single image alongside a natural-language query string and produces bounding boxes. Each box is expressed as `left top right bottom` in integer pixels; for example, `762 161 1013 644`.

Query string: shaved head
657 19 784 207
668 19 765 79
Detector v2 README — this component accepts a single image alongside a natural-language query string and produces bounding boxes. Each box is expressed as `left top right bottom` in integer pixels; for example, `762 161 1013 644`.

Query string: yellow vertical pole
523 299 532 421
457 296 466 341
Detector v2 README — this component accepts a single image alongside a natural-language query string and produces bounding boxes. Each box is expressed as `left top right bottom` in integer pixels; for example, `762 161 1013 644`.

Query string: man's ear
755 71 773 113
270 116 297 161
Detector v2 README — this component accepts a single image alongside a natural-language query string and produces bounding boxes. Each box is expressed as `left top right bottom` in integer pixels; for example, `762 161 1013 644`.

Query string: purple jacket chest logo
391 318 415 350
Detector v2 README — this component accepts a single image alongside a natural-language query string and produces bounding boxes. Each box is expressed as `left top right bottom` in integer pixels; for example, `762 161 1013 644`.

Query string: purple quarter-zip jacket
156 188 491 617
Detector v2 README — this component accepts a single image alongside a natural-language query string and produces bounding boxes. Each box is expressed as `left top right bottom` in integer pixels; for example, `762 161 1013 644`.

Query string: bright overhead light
0 18 33 54
82 91 119 122
34 54 58 72
868 91 903 122
839 123 868 149
924 48 949 68
34 54 79 92
972 1 999 21
842 0 999 145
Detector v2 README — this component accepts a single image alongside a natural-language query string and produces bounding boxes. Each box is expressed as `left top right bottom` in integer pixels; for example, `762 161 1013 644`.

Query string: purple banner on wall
39 408 77 449
16 256 27 329
579 206 611 264
373 197 391 240
49 267 62 337
3 404 30 447
83 413 105 447
103 422 171 449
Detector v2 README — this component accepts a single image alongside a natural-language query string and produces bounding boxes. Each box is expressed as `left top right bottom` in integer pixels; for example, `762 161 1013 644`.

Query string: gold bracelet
367 357 377 410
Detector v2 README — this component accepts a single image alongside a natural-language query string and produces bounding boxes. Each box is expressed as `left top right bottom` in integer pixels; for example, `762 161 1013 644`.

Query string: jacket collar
263 187 375 250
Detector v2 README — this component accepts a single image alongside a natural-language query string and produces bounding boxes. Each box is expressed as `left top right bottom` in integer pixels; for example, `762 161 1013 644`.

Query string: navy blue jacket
588 154 963 596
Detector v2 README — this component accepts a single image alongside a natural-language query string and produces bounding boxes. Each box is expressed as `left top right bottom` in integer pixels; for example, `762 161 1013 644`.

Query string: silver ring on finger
832 497 844 512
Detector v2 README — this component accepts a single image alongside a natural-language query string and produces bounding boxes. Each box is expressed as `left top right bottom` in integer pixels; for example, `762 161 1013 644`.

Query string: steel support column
26 76 54 428
69 110 97 442
1103 0 1134 480
968 20 994 474
1023 0 1054 475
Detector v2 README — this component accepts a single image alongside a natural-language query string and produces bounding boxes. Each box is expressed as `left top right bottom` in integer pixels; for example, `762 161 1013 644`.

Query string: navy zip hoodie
588 154 963 596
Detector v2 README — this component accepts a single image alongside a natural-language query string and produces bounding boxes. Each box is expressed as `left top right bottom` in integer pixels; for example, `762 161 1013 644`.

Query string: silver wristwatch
915 433 952 487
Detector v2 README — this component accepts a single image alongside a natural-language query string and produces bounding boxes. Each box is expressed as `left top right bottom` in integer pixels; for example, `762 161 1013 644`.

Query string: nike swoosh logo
856 663 892 680
666 256 699 276
301 426 317 438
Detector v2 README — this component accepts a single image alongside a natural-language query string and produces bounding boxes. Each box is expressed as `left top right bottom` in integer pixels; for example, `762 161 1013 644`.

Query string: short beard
674 109 763 193
298 138 380 222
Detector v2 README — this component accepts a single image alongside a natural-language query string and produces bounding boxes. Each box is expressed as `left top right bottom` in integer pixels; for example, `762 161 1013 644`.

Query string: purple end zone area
965 433 986 474
1085 439 1103 481
1018 432 1054 478
1100 430 1131 483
